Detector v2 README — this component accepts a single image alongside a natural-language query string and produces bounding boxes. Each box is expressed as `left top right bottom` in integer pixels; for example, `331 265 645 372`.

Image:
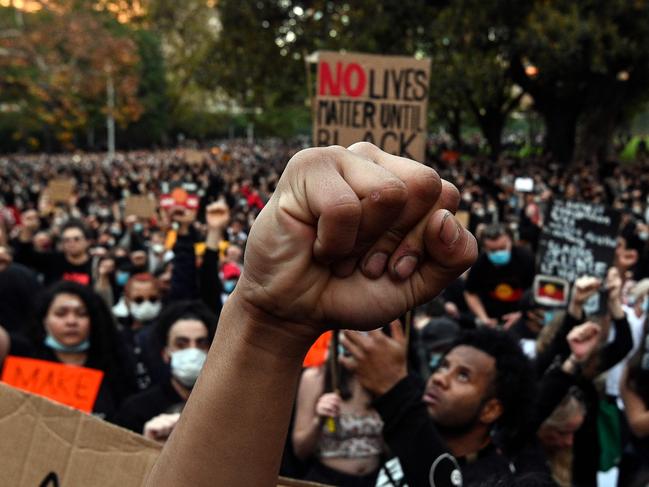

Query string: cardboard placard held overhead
0 384 332 487
184 149 205 165
313 51 431 162
1 356 104 413
125 195 157 219
46 178 75 203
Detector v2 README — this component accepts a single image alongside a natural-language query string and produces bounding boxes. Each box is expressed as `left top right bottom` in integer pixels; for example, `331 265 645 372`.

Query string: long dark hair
32 281 136 401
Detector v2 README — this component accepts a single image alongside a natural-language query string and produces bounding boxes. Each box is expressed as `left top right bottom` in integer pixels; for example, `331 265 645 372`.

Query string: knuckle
440 180 461 209
348 141 381 158
407 166 442 201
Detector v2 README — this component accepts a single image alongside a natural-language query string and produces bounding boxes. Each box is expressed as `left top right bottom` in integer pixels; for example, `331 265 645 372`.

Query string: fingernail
364 252 388 277
440 211 460 246
394 255 418 280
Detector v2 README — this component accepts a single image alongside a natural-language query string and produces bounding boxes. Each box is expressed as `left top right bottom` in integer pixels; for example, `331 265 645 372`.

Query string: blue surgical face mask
223 279 237 293
116 271 130 287
643 298 649 313
543 310 555 326
487 249 511 266
44 334 90 353
429 353 443 371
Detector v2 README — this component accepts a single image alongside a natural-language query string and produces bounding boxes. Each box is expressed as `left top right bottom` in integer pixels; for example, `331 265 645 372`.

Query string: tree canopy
0 0 648 161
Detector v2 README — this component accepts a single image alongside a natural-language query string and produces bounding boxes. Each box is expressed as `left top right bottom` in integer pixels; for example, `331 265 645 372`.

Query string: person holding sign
292 330 385 486
0 281 136 419
145 143 478 487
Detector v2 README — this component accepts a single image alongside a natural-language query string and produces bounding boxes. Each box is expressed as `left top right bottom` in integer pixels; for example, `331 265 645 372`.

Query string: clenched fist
235 143 477 337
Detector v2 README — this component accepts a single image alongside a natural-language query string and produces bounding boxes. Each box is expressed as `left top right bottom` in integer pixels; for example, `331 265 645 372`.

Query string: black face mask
131 265 148 275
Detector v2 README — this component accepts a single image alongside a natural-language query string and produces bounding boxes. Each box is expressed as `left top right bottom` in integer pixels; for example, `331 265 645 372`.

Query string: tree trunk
541 104 579 164
478 111 505 161
448 108 463 150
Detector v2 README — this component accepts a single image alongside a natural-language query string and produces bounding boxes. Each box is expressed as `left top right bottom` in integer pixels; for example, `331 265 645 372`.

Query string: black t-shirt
465 246 535 319
112 377 185 434
13 240 93 286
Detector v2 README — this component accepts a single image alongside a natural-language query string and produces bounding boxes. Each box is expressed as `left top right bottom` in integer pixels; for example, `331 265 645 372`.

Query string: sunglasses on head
132 297 160 305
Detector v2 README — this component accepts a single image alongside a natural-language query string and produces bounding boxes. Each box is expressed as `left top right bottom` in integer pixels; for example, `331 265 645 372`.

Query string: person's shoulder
466 253 488 276
513 245 534 262
6 262 32 275
301 366 325 383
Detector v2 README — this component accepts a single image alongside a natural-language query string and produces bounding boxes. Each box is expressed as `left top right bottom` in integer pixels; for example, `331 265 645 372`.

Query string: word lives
313 52 431 162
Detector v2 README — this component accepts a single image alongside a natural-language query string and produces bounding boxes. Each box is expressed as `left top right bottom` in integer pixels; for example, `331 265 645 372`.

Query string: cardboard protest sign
537 199 621 312
0 384 331 487
313 51 431 162
455 211 470 229
1 356 104 413
0 382 161 487
125 195 157 219
184 149 205 165
46 179 75 203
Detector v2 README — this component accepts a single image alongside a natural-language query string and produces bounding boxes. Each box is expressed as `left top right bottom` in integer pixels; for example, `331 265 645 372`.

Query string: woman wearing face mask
0 281 136 420
113 300 217 434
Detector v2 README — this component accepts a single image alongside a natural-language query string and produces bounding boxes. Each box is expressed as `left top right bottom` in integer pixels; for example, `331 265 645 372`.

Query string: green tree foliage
510 0 649 162
120 29 169 147
426 1 523 158
0 1 142 150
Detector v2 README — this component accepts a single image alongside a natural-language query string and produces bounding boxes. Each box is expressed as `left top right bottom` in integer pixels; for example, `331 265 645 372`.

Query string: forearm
292 415 324 460
94 278 114 308
597 315 632 373
205 228 223 251
463 292 489 322
622 384 649 438
145 292 313 487
567 299 584 321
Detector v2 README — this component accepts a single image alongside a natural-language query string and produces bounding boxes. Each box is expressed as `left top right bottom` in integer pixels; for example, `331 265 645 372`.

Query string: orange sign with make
1 356 104 413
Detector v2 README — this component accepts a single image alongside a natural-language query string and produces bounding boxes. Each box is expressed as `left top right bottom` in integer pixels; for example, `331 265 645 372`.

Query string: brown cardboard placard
313 51 431 162
0 383 161 487
0 384 331 486
455 210 470 228
47 178 75 203
184 149 205 165
125 195 157 219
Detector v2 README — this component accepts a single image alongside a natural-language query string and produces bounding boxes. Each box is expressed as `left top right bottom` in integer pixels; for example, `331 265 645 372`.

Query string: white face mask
130 301 161 322
170 348 207 388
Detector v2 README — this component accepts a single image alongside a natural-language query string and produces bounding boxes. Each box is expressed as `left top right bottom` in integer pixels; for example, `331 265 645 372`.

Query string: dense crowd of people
1 140 649 487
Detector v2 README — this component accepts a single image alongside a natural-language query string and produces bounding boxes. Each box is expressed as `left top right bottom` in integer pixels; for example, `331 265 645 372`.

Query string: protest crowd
2 139 649 487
